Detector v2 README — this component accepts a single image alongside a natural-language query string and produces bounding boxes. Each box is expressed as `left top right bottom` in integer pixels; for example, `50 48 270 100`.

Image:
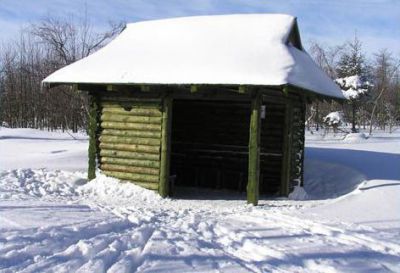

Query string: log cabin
42 14 343 205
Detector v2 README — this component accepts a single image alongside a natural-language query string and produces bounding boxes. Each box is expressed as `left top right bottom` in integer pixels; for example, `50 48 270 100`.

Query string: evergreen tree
335 35 370 133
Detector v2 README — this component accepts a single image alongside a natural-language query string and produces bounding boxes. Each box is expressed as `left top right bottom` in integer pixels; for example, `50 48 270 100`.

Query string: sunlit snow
0 127 399 272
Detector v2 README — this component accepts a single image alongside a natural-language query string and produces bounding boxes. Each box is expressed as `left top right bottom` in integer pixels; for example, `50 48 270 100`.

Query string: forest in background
0 15 399 134
0 14 123 131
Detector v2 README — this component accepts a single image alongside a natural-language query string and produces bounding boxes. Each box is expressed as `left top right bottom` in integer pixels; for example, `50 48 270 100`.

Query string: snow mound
304 157 367 200
306 179 400 230
343 132 367 142
288 186 308 200
78 174 162 205
0 169 86 200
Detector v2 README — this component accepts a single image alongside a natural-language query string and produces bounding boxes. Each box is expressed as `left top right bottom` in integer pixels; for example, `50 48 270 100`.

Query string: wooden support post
247 93 261 205
159 96 172 197
280 101 293 195
88 94 99 181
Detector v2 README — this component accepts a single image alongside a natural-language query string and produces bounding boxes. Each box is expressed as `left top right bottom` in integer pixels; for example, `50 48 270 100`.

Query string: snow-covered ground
0 127 399 272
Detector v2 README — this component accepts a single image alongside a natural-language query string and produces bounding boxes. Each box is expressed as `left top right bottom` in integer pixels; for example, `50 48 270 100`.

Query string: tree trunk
351 103 357 133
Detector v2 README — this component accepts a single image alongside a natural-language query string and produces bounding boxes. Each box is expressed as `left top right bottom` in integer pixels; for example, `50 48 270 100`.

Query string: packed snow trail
1 170 399 272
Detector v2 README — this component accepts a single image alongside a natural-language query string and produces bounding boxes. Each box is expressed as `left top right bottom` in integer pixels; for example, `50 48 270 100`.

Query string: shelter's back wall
171 100 251 191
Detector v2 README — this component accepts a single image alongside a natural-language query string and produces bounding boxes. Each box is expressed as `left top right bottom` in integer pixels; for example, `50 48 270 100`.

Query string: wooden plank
101 129 161 139
134 181 159 190
101 101 162 109
100 142 160 154
101 97 161 103
101 113 162 124
101 163 159 175
102 171 159 189
102 170 159 183
101 121 161 131
100 149 160 161
159 96 172 197
102 107 162 117
101 157 160 169
100 135 161 146
247 93 261 205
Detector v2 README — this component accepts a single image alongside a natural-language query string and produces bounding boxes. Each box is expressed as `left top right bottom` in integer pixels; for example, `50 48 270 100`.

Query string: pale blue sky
0 0 399 56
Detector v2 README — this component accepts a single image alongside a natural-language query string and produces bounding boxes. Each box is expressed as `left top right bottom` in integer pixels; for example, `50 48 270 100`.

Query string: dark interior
170 99 285 195
259 103 285 195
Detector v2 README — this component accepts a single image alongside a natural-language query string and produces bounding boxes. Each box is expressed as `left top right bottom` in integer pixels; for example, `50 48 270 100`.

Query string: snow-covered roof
42 14 344 99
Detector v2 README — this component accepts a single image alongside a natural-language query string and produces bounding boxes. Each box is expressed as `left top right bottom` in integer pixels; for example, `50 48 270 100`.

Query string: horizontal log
100 135 160 146
100 142 160 154
101 157 160 169
101 121 161 131
101 163 159 175
101 113 162 124
102 129 161 139
134 181 159 190
100 149 160 161
102 170 159 183
101 97 161 103
101 101 161 109
102 107 162 117
102 171 158 190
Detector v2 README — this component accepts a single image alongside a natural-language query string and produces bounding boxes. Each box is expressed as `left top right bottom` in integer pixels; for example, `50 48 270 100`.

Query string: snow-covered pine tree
335 35 370 133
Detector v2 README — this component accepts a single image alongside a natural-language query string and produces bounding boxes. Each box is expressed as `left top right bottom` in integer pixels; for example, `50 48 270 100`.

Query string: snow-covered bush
323 111 343 127
323 111 344 135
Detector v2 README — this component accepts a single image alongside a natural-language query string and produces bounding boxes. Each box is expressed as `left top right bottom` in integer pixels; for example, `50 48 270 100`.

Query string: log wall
98 95 162 191
260 89 306 195
288 94 306 190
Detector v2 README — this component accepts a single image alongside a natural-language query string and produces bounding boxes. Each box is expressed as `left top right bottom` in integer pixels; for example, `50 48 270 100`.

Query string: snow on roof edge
42 14 344 99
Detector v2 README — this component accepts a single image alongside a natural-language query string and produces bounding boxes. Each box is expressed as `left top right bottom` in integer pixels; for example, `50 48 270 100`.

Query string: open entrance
169 99 285 196
170 99 250 194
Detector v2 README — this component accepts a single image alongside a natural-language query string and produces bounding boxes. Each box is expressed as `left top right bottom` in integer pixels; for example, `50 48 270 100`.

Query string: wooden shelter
43 14 343 205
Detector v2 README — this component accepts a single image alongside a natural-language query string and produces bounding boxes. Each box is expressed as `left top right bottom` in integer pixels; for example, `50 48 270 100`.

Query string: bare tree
368 50 399 135
0 13 124 131
31 15 123 65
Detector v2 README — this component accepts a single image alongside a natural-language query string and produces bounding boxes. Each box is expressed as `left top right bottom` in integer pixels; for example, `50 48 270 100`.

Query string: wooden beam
88 94 99 180
238 85 247 94
282 85 289 96
107 84 116 91
159 95 173 197
141 85 151 92
280 101 293 195
190 85 198 93
247 93 261 205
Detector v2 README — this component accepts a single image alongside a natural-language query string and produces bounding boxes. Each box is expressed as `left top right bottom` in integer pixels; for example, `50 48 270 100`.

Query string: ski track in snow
1 169 400 273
